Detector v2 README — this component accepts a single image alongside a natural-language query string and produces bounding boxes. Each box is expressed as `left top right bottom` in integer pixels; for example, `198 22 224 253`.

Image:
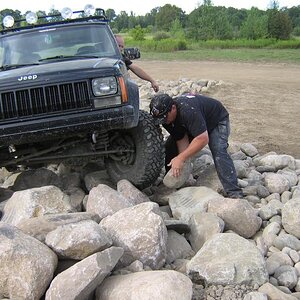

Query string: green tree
227 7 248 36
155 4 184 31
128 11 138 29
47 8 63 22
113 11 129 32
187 4 233 40
287 5 300 28
240 8 268 39
144 8 159 28
129 25 145 40
106 9 116 21
170 18 185 39
36 11 48 24
0 9 22 27
268 9 293 39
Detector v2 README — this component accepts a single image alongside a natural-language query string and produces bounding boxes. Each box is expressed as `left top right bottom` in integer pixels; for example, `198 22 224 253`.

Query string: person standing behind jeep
115 34 159 92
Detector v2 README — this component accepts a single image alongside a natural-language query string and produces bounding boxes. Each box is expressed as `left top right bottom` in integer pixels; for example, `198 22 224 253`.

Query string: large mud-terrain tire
105 110 164 189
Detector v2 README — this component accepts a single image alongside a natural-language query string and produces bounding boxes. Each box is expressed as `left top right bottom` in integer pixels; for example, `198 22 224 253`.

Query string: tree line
1 0 300 40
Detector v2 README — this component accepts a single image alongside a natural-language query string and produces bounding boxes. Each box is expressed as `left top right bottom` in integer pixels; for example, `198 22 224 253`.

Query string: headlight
92 77 118 96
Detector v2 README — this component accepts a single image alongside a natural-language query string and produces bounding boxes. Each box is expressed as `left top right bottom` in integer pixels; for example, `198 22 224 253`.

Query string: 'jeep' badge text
18 75 38 81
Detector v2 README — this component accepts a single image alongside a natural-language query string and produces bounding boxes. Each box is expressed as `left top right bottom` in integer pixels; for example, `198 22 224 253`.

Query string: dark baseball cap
149 94 173 119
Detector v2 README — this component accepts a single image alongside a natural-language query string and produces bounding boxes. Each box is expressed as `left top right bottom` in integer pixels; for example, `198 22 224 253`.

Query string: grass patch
139 48 300 63
124 37 300 63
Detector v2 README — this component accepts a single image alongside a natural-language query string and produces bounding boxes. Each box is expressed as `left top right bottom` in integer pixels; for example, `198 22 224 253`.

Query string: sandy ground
135 60 300 159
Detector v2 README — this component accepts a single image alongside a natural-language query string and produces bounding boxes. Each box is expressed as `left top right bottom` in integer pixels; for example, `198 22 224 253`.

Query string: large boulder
46 247 123 300
187 233 268 286
95 270 193 300
2 185 73 226
100 202 167 269
207 197 262 238
0 223 57 299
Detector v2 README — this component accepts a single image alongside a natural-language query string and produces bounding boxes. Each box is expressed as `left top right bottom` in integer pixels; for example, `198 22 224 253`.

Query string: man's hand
168 131 209 178
151 81 159 92
168 156 185 177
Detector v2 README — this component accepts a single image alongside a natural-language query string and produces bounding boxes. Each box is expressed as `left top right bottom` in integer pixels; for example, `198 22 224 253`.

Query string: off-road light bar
1 4 104 29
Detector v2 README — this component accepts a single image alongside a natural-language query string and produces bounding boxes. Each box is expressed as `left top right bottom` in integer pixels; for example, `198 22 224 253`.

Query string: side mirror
124 47 140 60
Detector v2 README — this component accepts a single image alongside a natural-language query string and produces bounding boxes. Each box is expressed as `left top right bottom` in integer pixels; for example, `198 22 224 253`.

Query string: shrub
292 26 300 37
153 31 170 41
129 25 145 41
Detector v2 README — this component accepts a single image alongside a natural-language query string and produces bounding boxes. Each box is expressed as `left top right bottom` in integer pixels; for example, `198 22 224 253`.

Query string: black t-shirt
163 93 229 141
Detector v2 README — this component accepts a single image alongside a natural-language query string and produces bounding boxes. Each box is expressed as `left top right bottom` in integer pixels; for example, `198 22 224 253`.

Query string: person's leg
208 117 243 198
165 135 178 172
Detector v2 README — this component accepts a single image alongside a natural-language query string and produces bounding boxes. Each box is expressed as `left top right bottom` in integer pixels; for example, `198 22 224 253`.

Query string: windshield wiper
0 63 40 71
39 55 99 61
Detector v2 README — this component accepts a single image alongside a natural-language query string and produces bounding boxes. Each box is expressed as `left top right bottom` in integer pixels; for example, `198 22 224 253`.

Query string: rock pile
0 79 299 299
0 141 299 299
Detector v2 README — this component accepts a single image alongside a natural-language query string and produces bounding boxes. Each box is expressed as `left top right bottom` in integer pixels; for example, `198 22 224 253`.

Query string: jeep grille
0 81 91 120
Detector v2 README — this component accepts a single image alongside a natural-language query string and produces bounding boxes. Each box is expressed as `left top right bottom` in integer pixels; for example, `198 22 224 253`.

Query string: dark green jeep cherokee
0 6 164 188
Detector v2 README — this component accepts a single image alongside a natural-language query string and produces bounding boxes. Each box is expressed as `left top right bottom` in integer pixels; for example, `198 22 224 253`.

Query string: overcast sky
0 0 299 15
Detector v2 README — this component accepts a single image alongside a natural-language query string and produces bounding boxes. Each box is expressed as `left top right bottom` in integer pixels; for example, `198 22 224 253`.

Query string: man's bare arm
128 64 159 92
169 131 209 176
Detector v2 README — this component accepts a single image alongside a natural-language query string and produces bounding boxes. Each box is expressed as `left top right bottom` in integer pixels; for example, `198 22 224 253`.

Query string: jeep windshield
0 23 119 68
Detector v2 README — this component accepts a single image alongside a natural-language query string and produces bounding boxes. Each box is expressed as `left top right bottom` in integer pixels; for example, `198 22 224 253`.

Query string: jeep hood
0 57 123 88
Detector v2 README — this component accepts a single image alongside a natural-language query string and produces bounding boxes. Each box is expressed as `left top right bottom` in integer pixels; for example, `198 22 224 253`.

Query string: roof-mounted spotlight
26 12 38 24
61 7 73 19
3 15 15 28
84 4 95 16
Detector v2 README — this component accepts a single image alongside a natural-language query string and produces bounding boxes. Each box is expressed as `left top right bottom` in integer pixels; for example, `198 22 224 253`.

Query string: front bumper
0 105 138 146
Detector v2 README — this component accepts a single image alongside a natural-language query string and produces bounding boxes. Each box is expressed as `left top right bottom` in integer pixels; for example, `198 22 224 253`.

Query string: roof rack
1 7 108 34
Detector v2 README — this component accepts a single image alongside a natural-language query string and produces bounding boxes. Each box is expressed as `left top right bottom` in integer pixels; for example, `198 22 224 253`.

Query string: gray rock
12 168 62 191
168 186 222 222
45 247 124 300
84 170 114 191
273 233 300 251
273 265 298 289
258 154 296 171
208 198 262 238
2 185 73 226
266 252 293 275
117 179 150 205
240 143 259 157
257 185 270 198
45 220 112 260
163 160 192 189
166 230 194 264
86 184 133 220
256 165 276 173
231 150 247 160
243 291 268 300
281 191 292 204
264 173 290 194
233 160 249 178
0 223 57 299
258 283 297 300
187 233 268 286
187 212 224 252
282 198 300 238
100 202 167 269
95 270 193 300
278 169 298 188
17 212 100 242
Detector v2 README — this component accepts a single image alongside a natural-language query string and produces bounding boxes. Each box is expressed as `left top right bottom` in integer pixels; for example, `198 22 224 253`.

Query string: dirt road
136 60 300 159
